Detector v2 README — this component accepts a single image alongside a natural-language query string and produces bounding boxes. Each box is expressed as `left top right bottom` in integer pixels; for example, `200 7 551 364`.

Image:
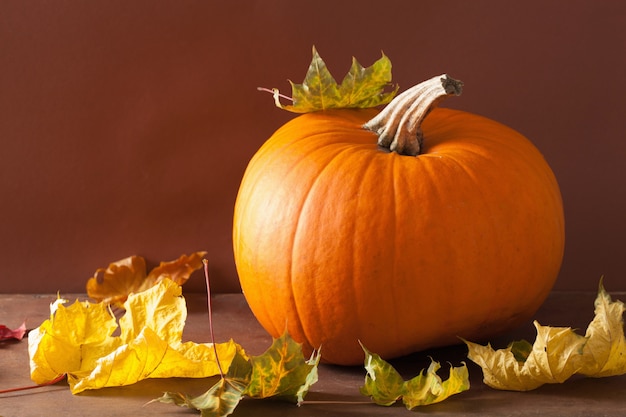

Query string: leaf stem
302 400 373 405
203 259 224 379
257 87 293 102
0 373 66 394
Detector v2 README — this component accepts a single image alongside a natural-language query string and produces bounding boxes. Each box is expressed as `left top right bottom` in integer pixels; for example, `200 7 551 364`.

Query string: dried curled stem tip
364 74 463 156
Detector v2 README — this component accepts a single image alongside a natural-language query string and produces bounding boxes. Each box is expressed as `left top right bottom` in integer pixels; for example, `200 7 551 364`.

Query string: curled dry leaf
245 331 321 405
464 323 588 391
0 322 27 341
29 279 239 394
360 343 470 409
579 280 626 377
466 280 626 391
86 251 206 307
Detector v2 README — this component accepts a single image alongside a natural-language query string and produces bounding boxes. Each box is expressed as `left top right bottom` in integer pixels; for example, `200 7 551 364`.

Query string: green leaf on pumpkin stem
269 46 398 113
360 342 470 410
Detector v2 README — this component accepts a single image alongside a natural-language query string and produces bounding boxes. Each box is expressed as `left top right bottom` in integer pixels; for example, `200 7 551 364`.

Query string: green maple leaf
245 331 321 405
360 343 470 410
360 344 404 405
269 46 398 113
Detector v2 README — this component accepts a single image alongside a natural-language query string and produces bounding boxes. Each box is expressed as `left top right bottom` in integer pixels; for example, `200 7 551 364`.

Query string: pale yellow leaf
466 280 626 391
465 321 587 391
580 281 626 377
464 341 543 391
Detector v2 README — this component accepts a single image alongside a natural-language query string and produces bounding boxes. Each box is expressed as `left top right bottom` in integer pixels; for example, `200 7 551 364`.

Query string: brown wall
1 1 625 294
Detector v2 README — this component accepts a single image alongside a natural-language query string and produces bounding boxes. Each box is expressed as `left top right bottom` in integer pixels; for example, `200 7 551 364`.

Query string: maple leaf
465 279 626 391
245 331 321 404
86 251 206 307
28 279 239 394
0 322 27 342
360 343 470 409
152 348 251 417
155 332 321 417
269 46 398 113
464 323 587 391
579 280 626 377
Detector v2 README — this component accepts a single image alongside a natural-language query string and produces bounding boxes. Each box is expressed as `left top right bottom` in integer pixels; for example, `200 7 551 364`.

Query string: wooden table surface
1 290 625 417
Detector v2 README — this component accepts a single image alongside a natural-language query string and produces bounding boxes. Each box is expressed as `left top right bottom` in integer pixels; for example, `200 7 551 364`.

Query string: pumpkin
233 73 565 365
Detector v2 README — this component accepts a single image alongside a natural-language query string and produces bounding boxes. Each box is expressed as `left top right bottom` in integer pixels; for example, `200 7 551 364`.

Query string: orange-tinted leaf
86 256 147 306
145 252 206 288
86 251 206 307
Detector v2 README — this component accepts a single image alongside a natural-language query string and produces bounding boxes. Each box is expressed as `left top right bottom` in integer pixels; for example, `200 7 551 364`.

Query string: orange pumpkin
233 75 565 365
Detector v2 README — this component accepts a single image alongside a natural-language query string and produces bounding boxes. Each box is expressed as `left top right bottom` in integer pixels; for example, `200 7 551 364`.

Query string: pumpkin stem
363 74 463 156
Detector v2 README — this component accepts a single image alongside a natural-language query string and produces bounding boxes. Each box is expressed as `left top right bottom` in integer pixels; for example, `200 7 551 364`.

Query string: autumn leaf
579 280 626 377
152 347 251 417
268 46 398 113
245 331 321 404
28 296 120 385
464 323 587 391
360 344 404 405
155 332 321 417
465 280 626 391
360 343 469 409
86 251 206 307
0 322 27 341
29 279 239 394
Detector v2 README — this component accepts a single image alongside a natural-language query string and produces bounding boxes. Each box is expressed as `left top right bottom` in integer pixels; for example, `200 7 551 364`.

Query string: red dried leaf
0 322 26 341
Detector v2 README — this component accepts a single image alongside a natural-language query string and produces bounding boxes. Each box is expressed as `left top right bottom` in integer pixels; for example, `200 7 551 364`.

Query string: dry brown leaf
86 251 206 307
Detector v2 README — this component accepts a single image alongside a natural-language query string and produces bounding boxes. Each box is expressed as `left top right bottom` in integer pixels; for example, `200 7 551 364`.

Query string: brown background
1 1 625 294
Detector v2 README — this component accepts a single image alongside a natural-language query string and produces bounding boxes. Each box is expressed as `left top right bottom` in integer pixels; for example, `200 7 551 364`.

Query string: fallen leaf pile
23 250 626 415
360 343 469 409
28 279 239 394
465 280 626 391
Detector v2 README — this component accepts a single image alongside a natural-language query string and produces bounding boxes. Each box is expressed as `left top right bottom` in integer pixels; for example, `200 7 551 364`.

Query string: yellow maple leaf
465 322 587 391
86 251 206 307
29 279 240 394
580 281 626 377
28 297 120 385
465 280 626 391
